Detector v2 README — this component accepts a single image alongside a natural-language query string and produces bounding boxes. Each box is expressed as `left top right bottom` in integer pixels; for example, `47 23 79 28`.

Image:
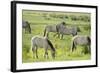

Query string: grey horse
22 20 31 33
43 22 66 37
57 26 78 39
31 36 56 59
71 35 91 53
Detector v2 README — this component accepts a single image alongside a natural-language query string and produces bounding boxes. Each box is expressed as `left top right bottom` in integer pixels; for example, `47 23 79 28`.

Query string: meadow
22 10 91 63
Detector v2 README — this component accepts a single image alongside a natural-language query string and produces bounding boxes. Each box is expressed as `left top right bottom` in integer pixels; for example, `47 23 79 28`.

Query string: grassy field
22 10 91 63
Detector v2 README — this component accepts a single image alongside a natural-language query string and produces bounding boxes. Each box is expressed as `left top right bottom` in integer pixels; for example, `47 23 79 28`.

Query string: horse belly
60 28 71 35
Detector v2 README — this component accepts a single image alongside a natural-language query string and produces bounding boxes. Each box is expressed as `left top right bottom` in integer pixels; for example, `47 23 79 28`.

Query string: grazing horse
22 20 31 33
31 36 56 59
71 35 91 53
43 22 66 37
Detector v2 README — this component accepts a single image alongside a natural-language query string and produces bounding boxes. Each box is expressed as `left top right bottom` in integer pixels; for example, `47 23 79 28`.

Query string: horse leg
29 27 31 34
74 44 77 51
71 43 73 52
28 24 31 34
75 31 77 36
72 46 74 52
35 46 38 59
32 47 35 58
71 41 75 52
44 49 48 59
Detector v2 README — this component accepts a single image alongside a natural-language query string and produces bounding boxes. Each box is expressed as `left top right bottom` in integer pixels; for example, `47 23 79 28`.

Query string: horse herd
23 20 91 59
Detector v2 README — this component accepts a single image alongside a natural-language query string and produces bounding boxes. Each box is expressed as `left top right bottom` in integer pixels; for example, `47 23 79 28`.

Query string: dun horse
44 22 79 39
43 22 66 37
71 35 91 53
31 36 56 59
22 20 31 34
57 26 79 39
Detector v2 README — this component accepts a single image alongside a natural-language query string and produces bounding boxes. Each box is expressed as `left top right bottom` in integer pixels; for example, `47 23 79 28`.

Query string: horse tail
46 39 55 52
43 27 46 37
56 25 60 38
87 36 91 53
87 36 91 45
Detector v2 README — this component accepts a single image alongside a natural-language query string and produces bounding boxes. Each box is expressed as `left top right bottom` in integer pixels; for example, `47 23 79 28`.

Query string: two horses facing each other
44 22 80 39
31 36 56 59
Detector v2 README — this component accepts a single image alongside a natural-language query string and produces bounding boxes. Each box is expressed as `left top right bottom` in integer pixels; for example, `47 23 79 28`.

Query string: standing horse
58 26 78 39
43 22 66 37
31 36 56 59
71 35 91 53
22 20 31 34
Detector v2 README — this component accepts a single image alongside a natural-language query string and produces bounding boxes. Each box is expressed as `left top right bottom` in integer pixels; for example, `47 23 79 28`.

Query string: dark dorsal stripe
46 39 55 51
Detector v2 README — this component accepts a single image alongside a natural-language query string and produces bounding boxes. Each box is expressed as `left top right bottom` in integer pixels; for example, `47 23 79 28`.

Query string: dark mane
46 39 55 51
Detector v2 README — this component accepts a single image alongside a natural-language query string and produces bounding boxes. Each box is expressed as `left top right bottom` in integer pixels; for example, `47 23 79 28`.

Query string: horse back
73 35 90 45
46 25 57 32
32 36 49 48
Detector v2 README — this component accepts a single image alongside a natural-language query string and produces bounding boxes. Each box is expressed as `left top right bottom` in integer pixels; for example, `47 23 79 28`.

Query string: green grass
22 10 91 63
